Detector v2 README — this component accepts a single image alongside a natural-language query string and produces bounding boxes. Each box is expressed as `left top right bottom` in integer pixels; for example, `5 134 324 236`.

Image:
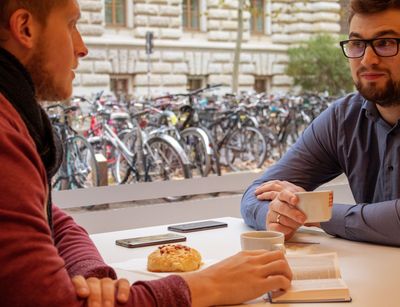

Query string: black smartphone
115 233 186 248
167 220 228 233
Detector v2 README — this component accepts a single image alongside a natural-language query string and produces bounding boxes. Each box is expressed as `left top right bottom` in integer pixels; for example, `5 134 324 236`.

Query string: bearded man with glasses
241 0 400 246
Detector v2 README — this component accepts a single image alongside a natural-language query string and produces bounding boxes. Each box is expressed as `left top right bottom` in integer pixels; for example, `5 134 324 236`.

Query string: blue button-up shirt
241 92 400 246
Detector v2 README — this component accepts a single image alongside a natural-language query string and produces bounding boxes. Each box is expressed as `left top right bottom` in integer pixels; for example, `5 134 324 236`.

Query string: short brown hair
348 0 400 23
0 0 68 29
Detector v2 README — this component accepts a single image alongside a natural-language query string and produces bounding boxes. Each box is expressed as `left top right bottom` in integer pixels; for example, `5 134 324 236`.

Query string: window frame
254 76 272 94
249 0 272 36
183 0 201 32
110 74 133 100
105 0 127 27
187 76 206 91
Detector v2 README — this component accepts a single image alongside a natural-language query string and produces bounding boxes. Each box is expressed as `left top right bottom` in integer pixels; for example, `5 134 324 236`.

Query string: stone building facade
75 0 342 97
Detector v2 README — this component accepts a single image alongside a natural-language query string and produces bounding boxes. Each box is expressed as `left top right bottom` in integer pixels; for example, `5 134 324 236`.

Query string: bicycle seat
110 112 130 121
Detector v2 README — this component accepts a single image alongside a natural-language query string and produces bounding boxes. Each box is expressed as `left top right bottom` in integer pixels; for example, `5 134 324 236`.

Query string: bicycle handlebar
131 109 150 118
154 84 224 101
46 103 79 114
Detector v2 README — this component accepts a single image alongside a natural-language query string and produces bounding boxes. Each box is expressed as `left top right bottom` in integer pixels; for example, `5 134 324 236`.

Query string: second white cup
240 231 285 252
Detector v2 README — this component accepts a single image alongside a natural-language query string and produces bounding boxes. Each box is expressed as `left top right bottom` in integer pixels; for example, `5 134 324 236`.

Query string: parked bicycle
200 103 267 171
46 103 99 190
155 84 223 177
72 94 192 201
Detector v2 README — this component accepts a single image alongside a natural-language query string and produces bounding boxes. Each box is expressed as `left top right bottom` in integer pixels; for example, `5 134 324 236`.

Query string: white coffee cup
295 190 333 223
240 231 285 252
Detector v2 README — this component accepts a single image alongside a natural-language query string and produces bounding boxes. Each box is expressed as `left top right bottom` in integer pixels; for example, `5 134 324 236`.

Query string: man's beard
356 75 400 107
25 38 70 102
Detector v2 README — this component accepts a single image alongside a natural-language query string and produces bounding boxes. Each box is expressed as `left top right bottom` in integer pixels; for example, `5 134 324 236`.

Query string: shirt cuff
320 204 351 238
69 259 117 280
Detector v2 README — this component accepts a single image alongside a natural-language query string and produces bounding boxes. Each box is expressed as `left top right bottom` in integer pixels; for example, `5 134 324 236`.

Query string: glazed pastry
147 244 202 272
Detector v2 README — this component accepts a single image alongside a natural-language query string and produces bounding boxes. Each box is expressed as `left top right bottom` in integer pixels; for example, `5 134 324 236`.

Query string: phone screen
115 233 186 248
167 220 228 233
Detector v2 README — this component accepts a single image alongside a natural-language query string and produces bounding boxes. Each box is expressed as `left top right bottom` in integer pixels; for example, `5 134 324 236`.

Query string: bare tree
225 0 313 93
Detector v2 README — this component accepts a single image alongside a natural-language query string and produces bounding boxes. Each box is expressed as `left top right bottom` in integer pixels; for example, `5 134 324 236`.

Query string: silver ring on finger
276 213 281 224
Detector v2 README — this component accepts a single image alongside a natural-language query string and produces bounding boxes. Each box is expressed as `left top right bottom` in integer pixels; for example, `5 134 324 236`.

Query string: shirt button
388 166 394 171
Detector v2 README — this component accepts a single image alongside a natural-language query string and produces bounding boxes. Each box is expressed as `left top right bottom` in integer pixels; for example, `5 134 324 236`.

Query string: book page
287 253 341 280
291 278 348 291
269 278 350 303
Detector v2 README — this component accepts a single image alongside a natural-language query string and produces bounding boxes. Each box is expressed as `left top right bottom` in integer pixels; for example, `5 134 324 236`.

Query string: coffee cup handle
272 243 286 253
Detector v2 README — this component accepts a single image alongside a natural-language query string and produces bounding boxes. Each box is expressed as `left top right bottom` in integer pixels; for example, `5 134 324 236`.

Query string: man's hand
255 180 307 240
182 250 292 307
72 276 130 307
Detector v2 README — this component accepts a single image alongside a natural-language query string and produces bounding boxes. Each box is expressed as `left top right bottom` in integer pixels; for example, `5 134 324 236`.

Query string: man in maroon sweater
0 1 292 306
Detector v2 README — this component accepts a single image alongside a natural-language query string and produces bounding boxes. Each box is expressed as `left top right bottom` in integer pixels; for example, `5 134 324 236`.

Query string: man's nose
77 45 88 58
75 32 88 58
360 44 380 66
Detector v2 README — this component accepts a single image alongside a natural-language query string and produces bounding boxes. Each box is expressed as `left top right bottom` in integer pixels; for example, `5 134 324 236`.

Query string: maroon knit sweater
0 93 191 306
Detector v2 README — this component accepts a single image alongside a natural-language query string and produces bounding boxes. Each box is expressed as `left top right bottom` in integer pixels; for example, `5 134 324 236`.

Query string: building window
110 75 132 101
187 76 205 91
254 76 271 93
183 0 200 31
105 0 126 26
250 0 265 35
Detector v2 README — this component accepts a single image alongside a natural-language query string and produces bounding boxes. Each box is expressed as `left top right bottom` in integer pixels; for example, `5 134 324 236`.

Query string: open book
268 253 351 303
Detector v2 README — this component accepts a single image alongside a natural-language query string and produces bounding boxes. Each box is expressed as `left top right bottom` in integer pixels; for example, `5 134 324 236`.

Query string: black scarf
0 47 63 231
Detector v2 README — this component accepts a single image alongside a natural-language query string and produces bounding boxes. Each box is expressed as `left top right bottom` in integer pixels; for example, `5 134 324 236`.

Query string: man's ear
8 9 39 49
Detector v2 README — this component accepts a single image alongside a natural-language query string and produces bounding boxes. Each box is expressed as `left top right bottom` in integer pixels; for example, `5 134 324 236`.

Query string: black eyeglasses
339 38 400 58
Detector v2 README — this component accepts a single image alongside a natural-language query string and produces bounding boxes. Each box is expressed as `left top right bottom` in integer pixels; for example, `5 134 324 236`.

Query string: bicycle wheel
180 127 212 177
145 136 191 182
66 135 100 188
145 135 191 201
114 129 140 184
201 126 222 176
261 127 282 161
52 168 68 190
224 126 267 171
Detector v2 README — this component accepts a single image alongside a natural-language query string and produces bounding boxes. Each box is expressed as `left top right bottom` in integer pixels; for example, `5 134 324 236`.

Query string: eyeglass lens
344 38 398 57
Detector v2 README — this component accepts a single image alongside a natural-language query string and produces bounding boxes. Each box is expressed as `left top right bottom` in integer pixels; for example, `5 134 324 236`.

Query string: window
105 0 126 26
183 0 200 31
110 76 131 101
254 76 271 93
250 0 265 35
187 76 205 91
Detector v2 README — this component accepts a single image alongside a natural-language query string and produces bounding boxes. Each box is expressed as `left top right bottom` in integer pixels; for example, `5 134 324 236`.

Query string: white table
91 217 400 307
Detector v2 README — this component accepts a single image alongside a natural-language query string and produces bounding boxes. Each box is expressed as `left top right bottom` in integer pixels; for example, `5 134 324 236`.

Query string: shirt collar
361 96 400 130
361 98 380 121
